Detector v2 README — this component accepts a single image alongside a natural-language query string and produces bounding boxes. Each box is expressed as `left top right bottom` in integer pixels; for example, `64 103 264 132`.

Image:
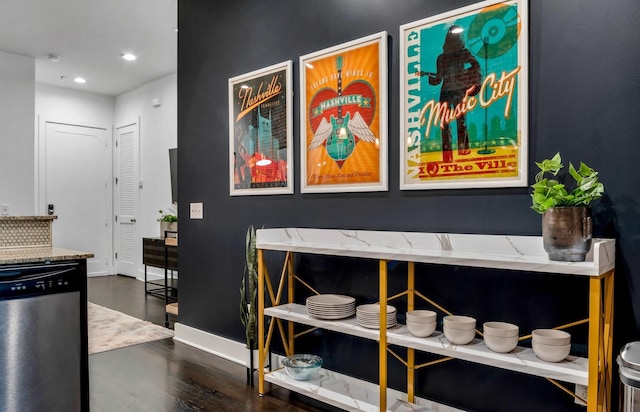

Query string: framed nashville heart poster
300 32 388 193
400 0 528 190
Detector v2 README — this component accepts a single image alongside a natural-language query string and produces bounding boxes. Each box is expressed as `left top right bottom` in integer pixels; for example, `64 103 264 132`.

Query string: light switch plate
190 202 203 219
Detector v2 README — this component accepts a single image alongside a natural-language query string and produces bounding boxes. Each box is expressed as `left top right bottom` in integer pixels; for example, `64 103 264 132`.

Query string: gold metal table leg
258 249 265 395
407 262 415 403
587 270 614 412
379 260 388 410
287 252 295 357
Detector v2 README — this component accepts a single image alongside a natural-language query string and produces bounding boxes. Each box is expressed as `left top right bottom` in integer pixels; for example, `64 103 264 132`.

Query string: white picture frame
400 0 528 190
228 60 293 196
300 32 388 193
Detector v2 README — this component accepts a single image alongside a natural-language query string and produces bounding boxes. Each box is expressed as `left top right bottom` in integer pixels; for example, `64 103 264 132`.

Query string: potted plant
240 225 258 351
157 207 178 237
239 225 261 385
530 152 604 261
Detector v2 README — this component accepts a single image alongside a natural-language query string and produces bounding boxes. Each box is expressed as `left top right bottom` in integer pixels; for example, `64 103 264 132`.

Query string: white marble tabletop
256 228 615 276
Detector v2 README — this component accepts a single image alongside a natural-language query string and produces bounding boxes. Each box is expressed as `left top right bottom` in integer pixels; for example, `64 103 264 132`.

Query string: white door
114 123 139 277
45 122 109 275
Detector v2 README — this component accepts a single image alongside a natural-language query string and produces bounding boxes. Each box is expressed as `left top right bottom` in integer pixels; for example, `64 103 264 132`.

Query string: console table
256 228 615 412
142 237 178 303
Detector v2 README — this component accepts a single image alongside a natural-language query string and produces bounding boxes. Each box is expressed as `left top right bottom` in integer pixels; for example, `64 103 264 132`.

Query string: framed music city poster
228 60 293 196
300 32 388 193
400 0 528 190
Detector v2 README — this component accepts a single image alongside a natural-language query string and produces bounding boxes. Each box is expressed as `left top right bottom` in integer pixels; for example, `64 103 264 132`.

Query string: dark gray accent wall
178 1 640 411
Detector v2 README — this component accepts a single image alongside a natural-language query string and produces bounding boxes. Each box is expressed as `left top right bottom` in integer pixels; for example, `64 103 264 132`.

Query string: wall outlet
574 384 587 405
0 204 9 216
190 202 203 219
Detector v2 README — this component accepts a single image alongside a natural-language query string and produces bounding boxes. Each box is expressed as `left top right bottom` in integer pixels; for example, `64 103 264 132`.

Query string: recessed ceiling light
121 53 137 61
74 77 86 84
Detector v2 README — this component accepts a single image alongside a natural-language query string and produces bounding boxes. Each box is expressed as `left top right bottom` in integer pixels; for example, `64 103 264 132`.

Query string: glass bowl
282 354 323 380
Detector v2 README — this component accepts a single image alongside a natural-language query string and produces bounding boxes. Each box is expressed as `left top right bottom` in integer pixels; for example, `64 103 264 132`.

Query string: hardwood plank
88 274 167 327
88 275 339 411
89 338 338 411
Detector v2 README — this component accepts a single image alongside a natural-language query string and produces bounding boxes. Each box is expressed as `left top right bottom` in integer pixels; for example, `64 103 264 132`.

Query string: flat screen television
169 148 177 204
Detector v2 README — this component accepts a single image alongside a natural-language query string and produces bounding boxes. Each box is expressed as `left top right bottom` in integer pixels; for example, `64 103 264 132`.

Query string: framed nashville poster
300 32 388 193
228 60 293 196
400 0 528 190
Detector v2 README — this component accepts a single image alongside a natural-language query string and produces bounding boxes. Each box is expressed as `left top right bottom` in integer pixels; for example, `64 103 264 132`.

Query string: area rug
88 302 174 354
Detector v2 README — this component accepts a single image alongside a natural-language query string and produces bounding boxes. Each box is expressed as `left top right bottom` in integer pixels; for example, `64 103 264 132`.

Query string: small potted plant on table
157 207 177 238
530 152 604 261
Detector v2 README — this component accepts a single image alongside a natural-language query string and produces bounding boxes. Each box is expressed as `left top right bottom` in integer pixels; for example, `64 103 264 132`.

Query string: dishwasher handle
0 262 80 282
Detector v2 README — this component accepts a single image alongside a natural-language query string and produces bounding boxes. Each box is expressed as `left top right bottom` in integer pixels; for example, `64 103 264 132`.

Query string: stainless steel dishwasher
0 260 89 412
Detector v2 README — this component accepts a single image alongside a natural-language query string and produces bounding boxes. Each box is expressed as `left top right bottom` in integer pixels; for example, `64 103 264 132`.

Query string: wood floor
88 275 337 412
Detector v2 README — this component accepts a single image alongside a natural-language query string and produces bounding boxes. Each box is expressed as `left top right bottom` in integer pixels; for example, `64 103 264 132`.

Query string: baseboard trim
173 323 249 366
138 266 178 282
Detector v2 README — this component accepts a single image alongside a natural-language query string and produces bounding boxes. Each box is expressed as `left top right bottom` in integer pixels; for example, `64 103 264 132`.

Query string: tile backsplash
0 217 53 248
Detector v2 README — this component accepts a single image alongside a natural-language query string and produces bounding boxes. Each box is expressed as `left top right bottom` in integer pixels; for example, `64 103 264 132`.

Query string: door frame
113 119 141 278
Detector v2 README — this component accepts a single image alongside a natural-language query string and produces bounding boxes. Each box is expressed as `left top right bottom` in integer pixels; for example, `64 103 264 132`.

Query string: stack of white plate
356 304 397 329
306 294 356 320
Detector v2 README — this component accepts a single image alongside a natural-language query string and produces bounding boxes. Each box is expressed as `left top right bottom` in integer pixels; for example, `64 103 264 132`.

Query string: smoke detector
47 54 61 63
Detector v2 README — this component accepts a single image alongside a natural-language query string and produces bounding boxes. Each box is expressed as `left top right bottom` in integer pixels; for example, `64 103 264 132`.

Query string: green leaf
530 152 605 212
240 225 259 349
568 162 581 182
579 162 595 176
532 193 547 204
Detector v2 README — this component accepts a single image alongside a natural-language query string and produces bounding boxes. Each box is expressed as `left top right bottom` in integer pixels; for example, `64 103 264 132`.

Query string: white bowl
406 310 437 324
483 321 519 338
443 315 476 330
407 321 436 337
443 326 475 345
532 329 571 346
532 342 571 362
356 304 396 314
484 334 518 353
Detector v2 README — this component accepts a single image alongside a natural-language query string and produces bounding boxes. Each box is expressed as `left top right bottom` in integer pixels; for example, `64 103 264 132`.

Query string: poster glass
300 32 388 193
229 61 293 196
400 0 528 190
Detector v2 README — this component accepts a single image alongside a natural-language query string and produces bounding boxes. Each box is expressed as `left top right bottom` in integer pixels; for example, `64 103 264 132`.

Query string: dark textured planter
542 207 592 262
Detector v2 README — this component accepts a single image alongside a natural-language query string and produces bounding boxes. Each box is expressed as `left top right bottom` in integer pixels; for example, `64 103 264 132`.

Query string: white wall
35 84 115 129
34 74 177 279
0 51 35 215
0 62 176 278
35 84 116 275
35 83 115 214
116 73 177 279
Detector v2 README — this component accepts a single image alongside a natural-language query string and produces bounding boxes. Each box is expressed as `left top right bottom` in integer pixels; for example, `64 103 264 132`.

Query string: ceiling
0 0 177 96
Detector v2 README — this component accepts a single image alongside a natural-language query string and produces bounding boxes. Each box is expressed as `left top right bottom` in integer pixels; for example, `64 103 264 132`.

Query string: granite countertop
0 247 94 265
0 215 58 221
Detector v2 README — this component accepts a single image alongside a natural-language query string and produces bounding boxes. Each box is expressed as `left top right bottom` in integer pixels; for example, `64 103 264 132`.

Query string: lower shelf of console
265 304 589 386
264 368 463 412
